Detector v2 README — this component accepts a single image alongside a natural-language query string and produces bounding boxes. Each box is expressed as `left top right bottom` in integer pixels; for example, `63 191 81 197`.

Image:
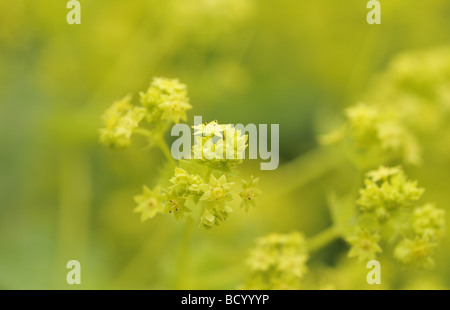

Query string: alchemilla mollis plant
240 47 448 289
100 77 261 230
100 47 448 290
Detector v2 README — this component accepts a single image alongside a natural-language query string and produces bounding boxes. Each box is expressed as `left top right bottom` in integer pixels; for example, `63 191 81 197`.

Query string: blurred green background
1 0 450 289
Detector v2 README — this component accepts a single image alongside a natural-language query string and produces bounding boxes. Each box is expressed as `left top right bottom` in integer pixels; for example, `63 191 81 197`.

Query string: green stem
134 128 176 166
175 217 194 289
157 138 176 167
205 166 213 180
307 226 341 253
263 147 342 199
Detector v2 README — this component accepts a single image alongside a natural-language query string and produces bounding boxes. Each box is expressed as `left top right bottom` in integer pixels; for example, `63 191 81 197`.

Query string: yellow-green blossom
200 175 234 203
239 176 262 212
133 185 164 222
346 229 382 263
413 203 445 239
394 235 437 269
242 232 309 290
99 95 146 149
357 166 424 217
162 189 191 221
140 77 191 124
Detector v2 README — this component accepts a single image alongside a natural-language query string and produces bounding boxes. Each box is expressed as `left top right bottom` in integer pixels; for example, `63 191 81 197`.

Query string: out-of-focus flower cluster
100 77 191 149
242 232 309 290
320 47 450 167
346 166 445 269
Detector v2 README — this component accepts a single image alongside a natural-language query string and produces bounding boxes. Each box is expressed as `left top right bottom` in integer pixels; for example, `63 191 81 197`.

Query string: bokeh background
1 0 450 289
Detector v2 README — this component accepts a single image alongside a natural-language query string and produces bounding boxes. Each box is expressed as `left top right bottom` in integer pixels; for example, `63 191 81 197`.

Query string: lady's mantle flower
239 176 262 212
192 122 248 168
346 229 382 263
158 95 192 124
162 189 191 221
413 203 445 239
357 166 424 218
351 165 445 269
133 185 164 222
200 175 234 204
199 175 235 229
140 77 191 124
394 235 437 269
243 232 309 290
99 95 146 149
193 120 224 137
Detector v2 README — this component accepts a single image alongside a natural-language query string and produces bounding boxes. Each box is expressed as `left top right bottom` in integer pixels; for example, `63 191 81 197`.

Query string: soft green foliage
100 78 261 229
242 232 309 290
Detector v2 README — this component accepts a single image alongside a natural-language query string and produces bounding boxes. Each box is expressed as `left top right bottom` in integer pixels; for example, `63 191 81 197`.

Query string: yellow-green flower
357 166 424 217
99 95 146 149
413 203 445 239
158 96 192 123
243 232 309 290
162 189 191 221
133 185 163 222
200 175 234 204
239 176 262 212
347 229 382 263
394 236 437 269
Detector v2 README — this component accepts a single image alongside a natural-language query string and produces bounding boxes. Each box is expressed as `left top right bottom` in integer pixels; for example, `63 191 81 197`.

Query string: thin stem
175 217 194 289
205 166 213 180
263 147 343 199
157 138 176 167
134 128 176 167
307 226 341 253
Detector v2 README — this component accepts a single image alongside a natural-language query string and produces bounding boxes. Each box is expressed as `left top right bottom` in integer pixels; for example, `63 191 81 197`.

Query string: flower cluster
320 103 421 166
133 166 262 229
192 121 248 169
100 77 191 149
99 95 146 149
356 165 424 220
242 232 309 290
346 166 445 268
99 77 261 230
321 47 450 167
140 77 191 124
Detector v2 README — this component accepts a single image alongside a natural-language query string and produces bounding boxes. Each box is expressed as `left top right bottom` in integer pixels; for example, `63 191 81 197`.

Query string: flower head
346 229 382 263
200 175 234 203
239 176 262 212
162 189 191 221
133 185 164 222
139 77 191 124
413 203 445 239
99 95 146 149
357 166 424 217
243 232 309 290
394 236 437 269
